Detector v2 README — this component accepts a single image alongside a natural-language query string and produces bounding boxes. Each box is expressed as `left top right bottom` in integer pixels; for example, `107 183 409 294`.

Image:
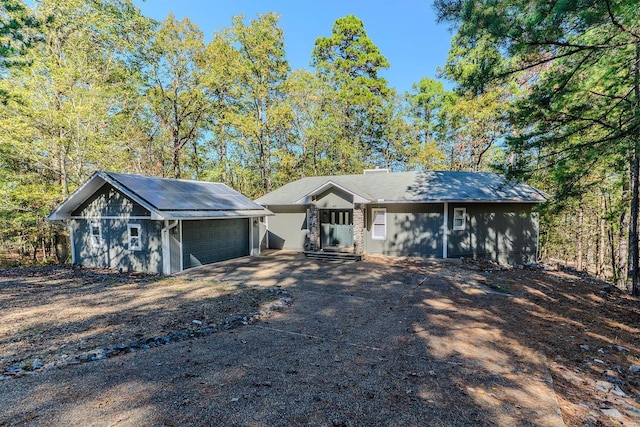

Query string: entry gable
294 180 370 205
316 187 354 209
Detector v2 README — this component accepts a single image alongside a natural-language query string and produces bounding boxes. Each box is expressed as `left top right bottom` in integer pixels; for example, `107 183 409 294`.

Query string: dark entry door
320 209 353 248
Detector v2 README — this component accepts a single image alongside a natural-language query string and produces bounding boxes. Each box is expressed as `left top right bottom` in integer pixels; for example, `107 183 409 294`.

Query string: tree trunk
597 192 606 279
618 204 629 288
41 236 47 264
54 230 69 264
629 152 639 294
576 202 584 271
606 194 618 279
631 41 640 296
173 132 181 179
220 129 228 184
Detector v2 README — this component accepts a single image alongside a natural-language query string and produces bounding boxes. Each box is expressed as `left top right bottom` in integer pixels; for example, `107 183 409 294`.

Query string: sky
132 0 455 94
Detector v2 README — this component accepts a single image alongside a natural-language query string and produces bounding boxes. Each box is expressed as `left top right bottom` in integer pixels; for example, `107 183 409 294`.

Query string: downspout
67 220 76 265
255 217 261 256
443 202 449 259
162 219 179 275
249 218 255 256
535 211 541 263
265 206 269 249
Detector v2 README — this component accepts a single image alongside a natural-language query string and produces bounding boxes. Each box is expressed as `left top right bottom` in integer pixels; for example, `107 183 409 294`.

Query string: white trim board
68 216 151 220
294 180 371 205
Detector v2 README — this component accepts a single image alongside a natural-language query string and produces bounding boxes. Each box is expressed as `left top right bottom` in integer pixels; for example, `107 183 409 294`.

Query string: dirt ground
1 252 639 426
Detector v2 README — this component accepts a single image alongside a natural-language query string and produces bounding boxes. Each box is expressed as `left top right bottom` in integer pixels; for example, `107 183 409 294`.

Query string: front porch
307 204 365 258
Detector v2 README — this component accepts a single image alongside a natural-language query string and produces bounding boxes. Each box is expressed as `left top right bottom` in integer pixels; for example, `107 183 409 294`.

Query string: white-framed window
90 222 102 248
372 208 387 240
453 207 466 231
128 224 142 251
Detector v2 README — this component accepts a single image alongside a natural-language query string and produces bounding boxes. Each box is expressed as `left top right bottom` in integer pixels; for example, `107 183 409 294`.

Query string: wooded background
1 0 638 294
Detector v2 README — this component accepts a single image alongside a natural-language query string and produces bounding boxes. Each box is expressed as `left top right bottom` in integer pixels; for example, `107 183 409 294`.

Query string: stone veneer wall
353 205 364 255
309 203 320 251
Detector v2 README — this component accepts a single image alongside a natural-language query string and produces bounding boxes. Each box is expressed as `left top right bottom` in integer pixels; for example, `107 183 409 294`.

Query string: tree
200 32 244 185
437 87 509 171
0 0 40 102
312 14 392 172
405 77 446 170
281 69 340 179
436 0 640 294
146 13 208 179
0 0 153 261
406 78 445 146
227 13 291 195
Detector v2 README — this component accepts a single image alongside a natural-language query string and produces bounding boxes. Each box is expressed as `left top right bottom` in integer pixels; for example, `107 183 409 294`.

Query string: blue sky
132 0 454 94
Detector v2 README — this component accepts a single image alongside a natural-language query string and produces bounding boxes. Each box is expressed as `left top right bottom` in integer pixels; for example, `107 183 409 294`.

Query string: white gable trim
98 172 161 218
47 173 107 220
294 180 370 205
47 172 161 220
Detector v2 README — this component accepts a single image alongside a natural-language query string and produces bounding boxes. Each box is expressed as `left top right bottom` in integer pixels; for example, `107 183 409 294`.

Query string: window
90 222 102 248
372 208 386 240
453 208 466 231
128 224 142 251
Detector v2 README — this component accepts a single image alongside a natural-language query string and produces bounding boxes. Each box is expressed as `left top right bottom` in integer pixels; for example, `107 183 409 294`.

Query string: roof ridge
106 171 229 186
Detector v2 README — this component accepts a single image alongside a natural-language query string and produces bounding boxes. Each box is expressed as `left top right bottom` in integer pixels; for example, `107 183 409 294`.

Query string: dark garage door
182 219 249 269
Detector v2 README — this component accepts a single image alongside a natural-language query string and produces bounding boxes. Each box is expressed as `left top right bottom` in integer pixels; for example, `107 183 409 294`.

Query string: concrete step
303 251 364 261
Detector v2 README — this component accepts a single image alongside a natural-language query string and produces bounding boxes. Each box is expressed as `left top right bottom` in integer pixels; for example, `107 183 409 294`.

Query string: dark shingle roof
255 171 546 205
48 171 271 220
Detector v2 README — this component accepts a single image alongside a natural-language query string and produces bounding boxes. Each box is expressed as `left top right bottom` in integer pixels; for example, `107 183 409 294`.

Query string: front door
320 209 353 249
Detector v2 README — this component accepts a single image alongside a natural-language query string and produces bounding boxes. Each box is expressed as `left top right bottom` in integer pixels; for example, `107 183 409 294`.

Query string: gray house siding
364 203 444 257
71 218 163 273
72 184 150 217
316 188 353 209
265 206 309 250
264 200 539 264
182 218 249 269
69 183 162 273
447 203 538 264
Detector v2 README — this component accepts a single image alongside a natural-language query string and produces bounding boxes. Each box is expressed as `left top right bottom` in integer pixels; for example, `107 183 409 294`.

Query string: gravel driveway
0 252 565 426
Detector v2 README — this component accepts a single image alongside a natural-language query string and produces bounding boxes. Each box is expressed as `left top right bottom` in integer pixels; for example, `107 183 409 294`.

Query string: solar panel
107 172 265 212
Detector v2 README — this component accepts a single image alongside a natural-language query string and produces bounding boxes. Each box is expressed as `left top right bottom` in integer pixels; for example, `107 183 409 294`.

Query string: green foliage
404 77 446 170
0 0 154 261
0 0 39 70
146 13 207 179
227 12 291 195
312 14 392 172
281 69 340 178
437 0 640 291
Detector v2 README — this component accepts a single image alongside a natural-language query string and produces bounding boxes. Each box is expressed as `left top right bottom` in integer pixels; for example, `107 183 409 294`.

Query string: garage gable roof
255 171 547 206
48 171 272 220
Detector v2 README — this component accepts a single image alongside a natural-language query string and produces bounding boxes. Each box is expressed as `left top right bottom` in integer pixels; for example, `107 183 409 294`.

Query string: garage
182 218 250 268
48 171 272 274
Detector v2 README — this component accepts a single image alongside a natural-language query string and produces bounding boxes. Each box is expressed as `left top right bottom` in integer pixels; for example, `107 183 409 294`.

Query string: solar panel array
107 173 265 211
